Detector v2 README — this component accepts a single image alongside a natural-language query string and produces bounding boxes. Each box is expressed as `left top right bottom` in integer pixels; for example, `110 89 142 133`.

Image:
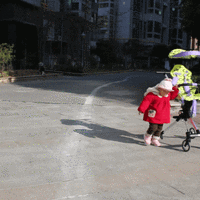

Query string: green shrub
2 71 9 77
0 43 15 71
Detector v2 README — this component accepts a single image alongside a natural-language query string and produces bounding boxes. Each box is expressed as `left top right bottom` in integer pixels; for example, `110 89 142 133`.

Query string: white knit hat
157 78 174 92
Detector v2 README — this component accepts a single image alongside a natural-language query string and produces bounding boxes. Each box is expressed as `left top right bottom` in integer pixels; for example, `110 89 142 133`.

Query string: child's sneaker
144 133 152 145
152 136 161 146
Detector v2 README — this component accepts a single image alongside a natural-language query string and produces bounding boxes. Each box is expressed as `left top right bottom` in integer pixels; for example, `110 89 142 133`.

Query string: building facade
0 0 98 70
0 0 43 69
97 0 190 48
96 0 191 68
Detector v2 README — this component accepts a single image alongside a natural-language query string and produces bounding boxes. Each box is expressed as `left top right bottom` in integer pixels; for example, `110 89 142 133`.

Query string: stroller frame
160 100 200 152
157 72 200 152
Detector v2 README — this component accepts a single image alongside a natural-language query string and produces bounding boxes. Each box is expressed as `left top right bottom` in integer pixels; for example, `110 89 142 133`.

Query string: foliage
90 39 122 65
88 55 98 69
0 43 15 72
179 0 200 40
150 44 169 59
122 39 145 58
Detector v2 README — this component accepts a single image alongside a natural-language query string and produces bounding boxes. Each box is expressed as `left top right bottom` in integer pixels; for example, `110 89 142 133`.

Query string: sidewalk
0 69 147 84
0 72 63 83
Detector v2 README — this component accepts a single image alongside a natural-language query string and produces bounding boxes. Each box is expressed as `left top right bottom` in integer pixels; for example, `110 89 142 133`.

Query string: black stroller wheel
160 131 164 140
182 140 190 152
189 128 196 134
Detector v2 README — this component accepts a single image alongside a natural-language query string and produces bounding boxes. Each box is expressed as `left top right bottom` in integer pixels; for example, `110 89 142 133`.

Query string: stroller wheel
182 140 190 152
160 131 164 140
189 128 196 134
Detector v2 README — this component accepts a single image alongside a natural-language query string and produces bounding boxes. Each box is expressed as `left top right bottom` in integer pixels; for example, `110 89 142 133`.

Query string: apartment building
97 0 190 51
97 0 114 39
63 0 99 66
0 0 98 69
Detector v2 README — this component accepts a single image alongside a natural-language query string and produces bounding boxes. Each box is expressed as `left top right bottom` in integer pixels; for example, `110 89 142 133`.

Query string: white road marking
85 76 132 105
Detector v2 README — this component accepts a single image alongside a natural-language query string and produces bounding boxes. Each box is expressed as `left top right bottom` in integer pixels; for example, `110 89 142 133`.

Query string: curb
0 69 166 83
63 69 136 76
0 73 63 84
0 69 137 83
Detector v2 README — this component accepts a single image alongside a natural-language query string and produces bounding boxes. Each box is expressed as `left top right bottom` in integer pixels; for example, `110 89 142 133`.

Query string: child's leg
152 124 163 137
152 124 163 146
147 123 159 135
144 123 158 145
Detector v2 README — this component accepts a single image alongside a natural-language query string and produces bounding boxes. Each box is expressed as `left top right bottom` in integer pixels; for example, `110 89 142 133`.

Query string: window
154 34 160 39
147 34 152 38
110 9 114 14
132 21 140 38
154 21 161 33
155 10 161 15
178 29 182 39
72 3 79 10
148 0 154 8
145 0 147 13
134 0 142 12
94 13 97 22
155 0 161 9
148 21 153 32
143 22 146 38
110 16 113 23
99 3 109 8
172 28 177 38
179 9 183 18
100 30 107 34
98 16 108 28
172 7 178 18
171 39 176 44
139 20 143 38
148 9 153 13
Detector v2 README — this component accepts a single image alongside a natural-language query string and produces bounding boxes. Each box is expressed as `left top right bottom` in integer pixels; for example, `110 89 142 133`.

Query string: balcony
0 3 42 27
20 0 41 7
90 41 97 48
92 2 98 11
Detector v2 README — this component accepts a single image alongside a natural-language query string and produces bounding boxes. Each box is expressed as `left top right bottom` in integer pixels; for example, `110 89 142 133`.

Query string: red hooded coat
138 86 179 124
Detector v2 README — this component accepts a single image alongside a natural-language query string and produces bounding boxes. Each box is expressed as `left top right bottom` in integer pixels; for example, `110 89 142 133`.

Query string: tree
179 0 200 41
122 39 146 68
0 43 15 72
90 39 121 66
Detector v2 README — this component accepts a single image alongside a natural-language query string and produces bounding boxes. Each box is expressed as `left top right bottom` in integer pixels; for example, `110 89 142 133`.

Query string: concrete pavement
1 72 200 199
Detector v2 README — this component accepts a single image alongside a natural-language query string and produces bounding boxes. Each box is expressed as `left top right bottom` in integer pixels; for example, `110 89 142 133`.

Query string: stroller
157 49 200 152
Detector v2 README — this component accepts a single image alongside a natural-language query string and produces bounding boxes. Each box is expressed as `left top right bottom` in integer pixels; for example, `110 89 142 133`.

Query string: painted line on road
85 76 132 105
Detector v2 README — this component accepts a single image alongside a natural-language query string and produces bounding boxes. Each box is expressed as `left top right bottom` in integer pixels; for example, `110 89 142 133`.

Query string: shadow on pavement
61 119 199 152
159 143 184 152
61 119 145 145
8 71 164 107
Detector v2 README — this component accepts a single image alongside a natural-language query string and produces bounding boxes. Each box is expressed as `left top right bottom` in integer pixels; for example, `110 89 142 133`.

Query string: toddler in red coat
138 78 179 146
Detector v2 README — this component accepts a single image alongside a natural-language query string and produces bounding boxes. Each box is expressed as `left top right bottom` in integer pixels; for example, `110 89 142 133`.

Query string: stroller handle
156 71 170 74
178 83 200 87
156 71 170 78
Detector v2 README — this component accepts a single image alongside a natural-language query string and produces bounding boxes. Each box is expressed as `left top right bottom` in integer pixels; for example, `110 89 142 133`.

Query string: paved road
1 72 200 200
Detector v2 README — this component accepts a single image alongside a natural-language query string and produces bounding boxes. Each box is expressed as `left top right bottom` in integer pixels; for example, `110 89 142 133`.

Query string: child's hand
139 111 143 115
174 84 179 89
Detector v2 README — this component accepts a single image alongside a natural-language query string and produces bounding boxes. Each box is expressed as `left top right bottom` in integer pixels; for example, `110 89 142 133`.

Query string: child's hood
144 84 168 98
